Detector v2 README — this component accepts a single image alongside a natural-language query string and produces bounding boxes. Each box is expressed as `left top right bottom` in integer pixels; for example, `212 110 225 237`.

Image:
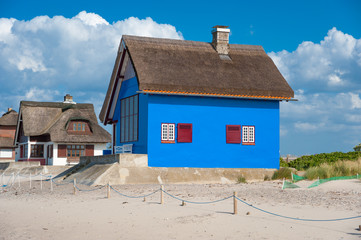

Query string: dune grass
271 167 292 180
305 159 361 180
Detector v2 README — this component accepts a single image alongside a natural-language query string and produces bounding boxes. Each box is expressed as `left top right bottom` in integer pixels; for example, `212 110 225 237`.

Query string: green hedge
287 151 360 170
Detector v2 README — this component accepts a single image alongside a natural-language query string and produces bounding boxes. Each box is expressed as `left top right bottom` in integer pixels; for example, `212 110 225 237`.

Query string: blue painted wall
113 77 280 168
113 77 148 154
147 95 280 168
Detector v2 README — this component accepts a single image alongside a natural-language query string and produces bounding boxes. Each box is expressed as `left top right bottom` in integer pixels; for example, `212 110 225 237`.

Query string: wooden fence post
233 191 238 215
73 178 76 195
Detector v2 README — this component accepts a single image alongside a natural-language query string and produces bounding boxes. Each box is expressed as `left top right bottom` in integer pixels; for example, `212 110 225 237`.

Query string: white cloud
0 18 16 43
74 11 109 26
0 11 183 117
294 121 325 131
350 93 361 109
268 27 361 92
272 28 361 155
24 87 60 101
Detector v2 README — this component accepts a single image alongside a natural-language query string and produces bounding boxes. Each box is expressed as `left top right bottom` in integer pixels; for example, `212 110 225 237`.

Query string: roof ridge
123 35 265 52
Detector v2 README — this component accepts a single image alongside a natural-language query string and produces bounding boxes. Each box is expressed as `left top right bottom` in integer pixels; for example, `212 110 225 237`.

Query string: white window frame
242 126 255 144
161 123 175 142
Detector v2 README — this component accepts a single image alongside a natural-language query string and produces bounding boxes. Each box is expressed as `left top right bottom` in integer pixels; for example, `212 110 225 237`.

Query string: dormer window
67 120 91 134
73 122 86 131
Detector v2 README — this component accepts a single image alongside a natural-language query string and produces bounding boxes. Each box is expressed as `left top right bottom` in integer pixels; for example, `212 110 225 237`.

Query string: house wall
51 143 107 166
147 94 280 168
16 141 47 165
0 126 16 161
113 76 148 154
0 148 15 161
94 143 107 156
51 143 67 166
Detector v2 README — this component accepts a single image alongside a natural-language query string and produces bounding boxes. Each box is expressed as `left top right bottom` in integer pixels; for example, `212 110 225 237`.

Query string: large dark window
31 144 44 157
120 94 138 142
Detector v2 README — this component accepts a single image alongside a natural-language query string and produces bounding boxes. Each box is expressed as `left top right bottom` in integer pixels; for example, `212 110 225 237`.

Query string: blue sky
0 0 361 156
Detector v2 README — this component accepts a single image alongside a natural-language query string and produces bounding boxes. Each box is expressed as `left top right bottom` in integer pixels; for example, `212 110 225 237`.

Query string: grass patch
237 176 247 183
305 159 361 180
264 175 271 181
272 167 292 180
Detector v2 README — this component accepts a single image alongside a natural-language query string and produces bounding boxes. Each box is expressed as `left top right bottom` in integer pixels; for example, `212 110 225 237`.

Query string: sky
0 0 360 156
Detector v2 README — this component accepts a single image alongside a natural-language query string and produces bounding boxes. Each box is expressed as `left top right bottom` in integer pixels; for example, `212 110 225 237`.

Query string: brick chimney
63 94 76 104
211 25 230 55
7 108 12 112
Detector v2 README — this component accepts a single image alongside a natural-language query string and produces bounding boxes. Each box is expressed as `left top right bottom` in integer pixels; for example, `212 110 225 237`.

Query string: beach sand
0 178 360 240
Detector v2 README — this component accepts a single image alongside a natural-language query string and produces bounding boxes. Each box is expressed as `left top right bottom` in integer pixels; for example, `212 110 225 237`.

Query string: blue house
100 26 294 169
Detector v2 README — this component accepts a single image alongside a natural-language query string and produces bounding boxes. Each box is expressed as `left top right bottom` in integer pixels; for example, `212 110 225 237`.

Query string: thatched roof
0 137 14 148
0 110 18 126
19 101 111 143
100 35 294 122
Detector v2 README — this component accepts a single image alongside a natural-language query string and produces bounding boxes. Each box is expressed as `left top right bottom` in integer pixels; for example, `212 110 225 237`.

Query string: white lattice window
242 126 249 143
161 124 168 141
242 126 255 144
161 123 175 142
249 126 255 143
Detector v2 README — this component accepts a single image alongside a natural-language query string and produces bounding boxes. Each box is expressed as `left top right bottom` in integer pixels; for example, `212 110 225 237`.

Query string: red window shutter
86 145 94 156
226 125 241 143
177 123 192 143
20 145 23 158
58 144 67 157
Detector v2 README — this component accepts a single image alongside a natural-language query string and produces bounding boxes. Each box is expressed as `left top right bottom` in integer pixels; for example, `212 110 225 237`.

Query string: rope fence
1 174 361 222
110 185 160 198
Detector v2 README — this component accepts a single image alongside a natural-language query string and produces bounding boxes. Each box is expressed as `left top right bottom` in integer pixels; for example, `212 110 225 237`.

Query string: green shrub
280 157 288 168
288 151 361 170
272 167 292 180
264 175 271 181
237 176 247 183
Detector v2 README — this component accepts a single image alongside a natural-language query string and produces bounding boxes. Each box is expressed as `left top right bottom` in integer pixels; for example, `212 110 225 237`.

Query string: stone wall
80 154 148 167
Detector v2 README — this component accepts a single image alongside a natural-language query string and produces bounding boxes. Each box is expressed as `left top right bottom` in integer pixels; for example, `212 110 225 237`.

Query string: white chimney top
63 94 76 104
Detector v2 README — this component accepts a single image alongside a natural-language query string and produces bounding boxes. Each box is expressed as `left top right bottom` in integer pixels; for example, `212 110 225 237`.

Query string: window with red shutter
20 145 23 158
85 145 94 156
177 123 192 143
226 125 241 143
58 144 67 157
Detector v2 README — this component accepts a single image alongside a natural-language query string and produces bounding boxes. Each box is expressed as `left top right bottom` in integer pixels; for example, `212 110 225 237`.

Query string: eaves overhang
137 90 298 102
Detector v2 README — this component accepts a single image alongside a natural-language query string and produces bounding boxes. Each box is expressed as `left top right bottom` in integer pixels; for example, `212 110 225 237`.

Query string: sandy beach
1 178 361 240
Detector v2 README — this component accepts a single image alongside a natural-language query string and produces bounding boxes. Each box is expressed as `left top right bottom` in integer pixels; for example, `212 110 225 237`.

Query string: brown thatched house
0 108 18 161
14 95 111 165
